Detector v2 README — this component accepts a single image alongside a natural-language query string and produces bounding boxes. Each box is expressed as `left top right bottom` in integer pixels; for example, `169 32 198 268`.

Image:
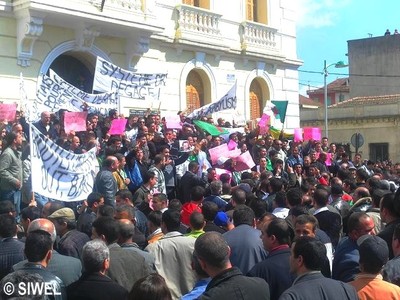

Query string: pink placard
303 127 321 141
109 118 127 135
209 144 230 165
258 114 270 135
0 103 17 122
325 152 332 166
258 114 270 127
234 151 255 172
227 148 242 159
215 168 232 183
64 111 88 133
227 139 237 150
165 115 182 129
294 128 303 142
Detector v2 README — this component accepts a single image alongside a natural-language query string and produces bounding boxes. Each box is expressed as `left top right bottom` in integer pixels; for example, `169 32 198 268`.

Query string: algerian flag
270 126 294 140
193 120 229 136
263 100 288 124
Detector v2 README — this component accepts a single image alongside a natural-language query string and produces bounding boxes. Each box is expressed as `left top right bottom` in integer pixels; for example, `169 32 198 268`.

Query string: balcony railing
176 4 221 38
240 21 278 52
89 0 142 12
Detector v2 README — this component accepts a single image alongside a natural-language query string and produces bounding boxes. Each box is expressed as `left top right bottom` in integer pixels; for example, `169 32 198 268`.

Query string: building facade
0 0 301 128
300 95 400 162
348 34 400 98
306 78 350 106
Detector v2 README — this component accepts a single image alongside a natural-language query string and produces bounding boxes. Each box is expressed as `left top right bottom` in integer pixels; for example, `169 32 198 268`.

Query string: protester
279 236 358 300
67 240 129 300
194 231 270 300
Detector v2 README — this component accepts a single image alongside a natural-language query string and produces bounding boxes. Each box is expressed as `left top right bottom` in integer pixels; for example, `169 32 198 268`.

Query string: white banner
31 71 119 121
93 56 167 100
49 70 119 115
187 82 237 119
31 125 98 201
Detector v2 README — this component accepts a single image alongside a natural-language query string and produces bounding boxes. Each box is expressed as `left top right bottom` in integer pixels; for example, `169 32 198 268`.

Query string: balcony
174 4 226 50
240 21 279 56
10 0 164 66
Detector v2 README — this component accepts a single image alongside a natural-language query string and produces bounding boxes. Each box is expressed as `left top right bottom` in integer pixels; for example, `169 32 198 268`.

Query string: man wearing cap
13 218 82 286
349 235 400 299
48 207 90 259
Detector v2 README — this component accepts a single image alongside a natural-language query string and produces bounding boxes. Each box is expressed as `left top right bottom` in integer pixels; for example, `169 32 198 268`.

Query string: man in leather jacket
4 230 65 299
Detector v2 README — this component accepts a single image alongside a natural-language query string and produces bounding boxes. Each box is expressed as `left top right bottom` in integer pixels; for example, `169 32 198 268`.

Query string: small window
369 143 389 162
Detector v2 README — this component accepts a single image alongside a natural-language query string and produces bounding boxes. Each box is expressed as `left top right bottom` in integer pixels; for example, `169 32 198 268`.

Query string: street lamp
323 60 348 138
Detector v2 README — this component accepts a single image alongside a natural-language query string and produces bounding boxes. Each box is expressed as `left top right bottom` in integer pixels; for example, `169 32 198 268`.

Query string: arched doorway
186 69 211 113
49 51 95 93
249 79 263 120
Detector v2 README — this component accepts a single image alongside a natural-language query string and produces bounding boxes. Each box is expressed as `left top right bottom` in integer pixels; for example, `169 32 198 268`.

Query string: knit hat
357 235 389 268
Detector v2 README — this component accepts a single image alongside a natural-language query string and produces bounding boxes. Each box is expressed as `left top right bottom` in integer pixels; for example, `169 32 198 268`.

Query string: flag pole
28 122 36 203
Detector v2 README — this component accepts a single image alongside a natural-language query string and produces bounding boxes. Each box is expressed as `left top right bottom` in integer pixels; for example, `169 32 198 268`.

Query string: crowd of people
1 108 400 299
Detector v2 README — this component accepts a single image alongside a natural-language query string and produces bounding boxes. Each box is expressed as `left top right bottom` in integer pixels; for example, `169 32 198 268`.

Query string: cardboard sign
294 128 303 142
303 127 321 141
234 151 255 172
258 114 270 135
209 144 230 165
325 152 332 166
109 118 127 135
227 139 237 151
64 111 88 133
165 115 182 129
0 103 17 122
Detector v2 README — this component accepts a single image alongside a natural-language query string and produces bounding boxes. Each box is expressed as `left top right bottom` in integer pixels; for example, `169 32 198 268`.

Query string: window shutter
183 0 195 5
186 84 200 112
250 91 261 120
247 0 254 21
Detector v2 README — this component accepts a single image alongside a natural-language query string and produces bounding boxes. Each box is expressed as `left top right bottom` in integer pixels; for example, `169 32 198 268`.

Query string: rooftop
330 94 400 108
307 77 350 95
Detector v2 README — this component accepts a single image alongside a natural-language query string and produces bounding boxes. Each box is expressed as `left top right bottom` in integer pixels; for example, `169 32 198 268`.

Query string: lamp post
323 60 348 138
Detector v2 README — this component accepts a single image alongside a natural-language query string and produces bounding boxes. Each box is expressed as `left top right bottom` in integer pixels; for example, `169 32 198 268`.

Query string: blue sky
297 0 400 96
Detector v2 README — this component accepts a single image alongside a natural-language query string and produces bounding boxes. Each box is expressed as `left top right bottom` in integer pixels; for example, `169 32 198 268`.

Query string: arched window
49 53 93 93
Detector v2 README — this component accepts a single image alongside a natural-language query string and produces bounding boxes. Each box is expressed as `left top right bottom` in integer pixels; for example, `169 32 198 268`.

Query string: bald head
118 218 133 226
353 187 370 202
28 218 57 243
118 219 135 241
41 111 51 126
104 156 118 171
